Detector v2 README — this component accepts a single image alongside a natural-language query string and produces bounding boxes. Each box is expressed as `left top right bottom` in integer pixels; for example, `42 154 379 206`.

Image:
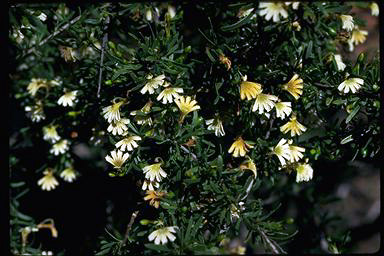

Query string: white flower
50 139 69 155
38 13 47 21
348 26 368 51
148 226 178 245
285 2 300 10
252 93 278 114
60 167 77 182
142 180 160 191
27 78 48 96
287 140 305 162
274 102 292 119
334 54 346 71
57 91 77 107
105 150 129 169
338 78 364 93
206 118 225 137
107 118 130 136
25 103 46 122
142 162 167 182
115 136 141 151
43 125 61 143
340 15 354 32
102 101 124 123
296 161 313 182
140 74 165 94
38 169 59 191
157 87 183 104
370 3 379 16
272 138 291 166
145 9 153 21
168 5 176 18
258 2 288 22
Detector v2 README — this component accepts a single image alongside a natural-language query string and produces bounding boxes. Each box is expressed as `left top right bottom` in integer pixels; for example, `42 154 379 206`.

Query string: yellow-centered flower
340 15 354 32
115 135 141 151
296 159 313 182
287 140 305 162
27 78 49 96
348 26 368 51
142 162 167 182
174 96 200 123
60 167 77 182
141 74 166 94
274 101 292 119
105 150 129 169
370 2 379 16
258 2 288 22
43 125 61 143
282 74 303 100
252 92 278 114
102 101 124 123
142 180 160 191
107 118 130 136
272 138 291 166
228 137 253 157
338 78 364 94
239 76 262 100
148 226 178 244
239 157 257 178
157 86 183 104
37 169 59 191
144 190 166 208
57 90 78 107
280 114 307 136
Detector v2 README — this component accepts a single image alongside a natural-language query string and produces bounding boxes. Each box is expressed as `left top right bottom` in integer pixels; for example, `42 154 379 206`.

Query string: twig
264 117 275 140
97 16 110 98
180 145 198 161
22 14 82 58
241 178 254 201
122 210 139 246
258 227 287 254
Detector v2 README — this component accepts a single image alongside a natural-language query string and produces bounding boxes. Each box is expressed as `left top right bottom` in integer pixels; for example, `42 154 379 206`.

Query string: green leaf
221 13 253 31
144 243 171 252
345 105 360 124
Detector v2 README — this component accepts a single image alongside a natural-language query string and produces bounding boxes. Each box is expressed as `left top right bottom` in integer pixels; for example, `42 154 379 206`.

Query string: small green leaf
345 105 360 123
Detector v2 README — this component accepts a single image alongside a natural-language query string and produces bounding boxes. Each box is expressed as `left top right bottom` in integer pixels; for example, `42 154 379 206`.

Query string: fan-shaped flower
102 101 124 123
157 87 183 104
348 26 368 51
340 15 354 32
107 118 130 136
239 76 262 100
296 160 313 182
142 162 167 182
140 74 165 94
206 117 225 137
285 2 299 10
115 135 141 151
148 226 178 245
27 78 49 96
50 139 69 155
370 3 379 16
38 169 59 191
57 90 77 107
287 140 305 162
25 101 46 122
272 138 291 166
274 101 292 119
228 137 253 157
60 167 77 182
43 125 61 143
280 114 307 136
105 150 129 169
338 78 364 94
144 190 166 208
239 157 257 178
142 180 160 191
282 74 303 100
258 2 288 22
334 54 346 71
174 96 200 123
252 93 278 114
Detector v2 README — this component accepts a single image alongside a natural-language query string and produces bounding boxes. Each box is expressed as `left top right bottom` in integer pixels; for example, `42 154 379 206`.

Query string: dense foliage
9 2 380 255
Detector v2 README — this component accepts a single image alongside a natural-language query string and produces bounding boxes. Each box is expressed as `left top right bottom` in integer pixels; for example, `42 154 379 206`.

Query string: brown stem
122 210 139 246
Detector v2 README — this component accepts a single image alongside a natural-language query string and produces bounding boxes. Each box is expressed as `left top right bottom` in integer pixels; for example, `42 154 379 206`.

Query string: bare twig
97 16 110 98
22 15 82 58
264 117 275 140
122 210 139 246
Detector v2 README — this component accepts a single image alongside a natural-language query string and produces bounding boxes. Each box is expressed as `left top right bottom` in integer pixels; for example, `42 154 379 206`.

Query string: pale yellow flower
143 162 167 182
115 135 141 151
142 180 160 191
348 26 368 51
239 76 262 100
157 87 183 104
102 101 124 123
272 138 291 166
206 117 225 137
37 169 59 191
107 118 130 136
280 114 307 136
130 101 153 126
340 15 354 32
287 140 305 162
292 21 301 31
25 101 46 122
105 150 129 169
334 54 346 71
174 96 200 123
252 92 278 114
282 74 303 100
60 167 77 182
148 226 178 244
228 137 253 157
338 78 364 94
296 159 313 182
27 78 49 96
285 2 299 10
258 2 288 22
57 90 77 107
144 190 166 208
43 125 60 143
50 139 69 155
141 74 166 94
274 101 292 119
239 157 257 178
370 2 379 16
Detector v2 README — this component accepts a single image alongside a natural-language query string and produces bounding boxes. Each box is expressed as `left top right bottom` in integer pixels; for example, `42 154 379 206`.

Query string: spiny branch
22 14 82 58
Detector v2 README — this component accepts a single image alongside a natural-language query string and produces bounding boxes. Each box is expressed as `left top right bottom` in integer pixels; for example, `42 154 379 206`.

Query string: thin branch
122 210 139 246
97 16 110 98
258 227 287 254
180 145 198 161
22 14 82 58
264 117 275 140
